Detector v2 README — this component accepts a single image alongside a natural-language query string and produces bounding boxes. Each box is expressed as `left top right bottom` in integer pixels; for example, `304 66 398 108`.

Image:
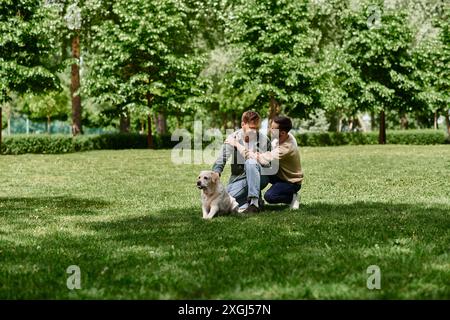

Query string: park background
0 0 449 150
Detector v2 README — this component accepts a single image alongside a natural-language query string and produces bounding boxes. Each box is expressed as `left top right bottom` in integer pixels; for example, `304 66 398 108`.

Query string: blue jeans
226 159 270 206
264 175 301 204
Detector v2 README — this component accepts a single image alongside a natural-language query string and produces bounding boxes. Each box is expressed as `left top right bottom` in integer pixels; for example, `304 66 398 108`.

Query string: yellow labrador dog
196 170 239 219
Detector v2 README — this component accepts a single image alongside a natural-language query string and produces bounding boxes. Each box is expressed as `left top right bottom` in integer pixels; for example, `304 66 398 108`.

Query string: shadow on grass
0 199 448 299
83 201 449 299
84 200 449 245
0 196 110 216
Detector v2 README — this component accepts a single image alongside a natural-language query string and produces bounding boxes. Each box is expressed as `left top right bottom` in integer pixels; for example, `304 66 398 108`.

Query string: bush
1 133 163 155
295 130 447 147
295 131 377 146
386 130 448 145
1 135 75 154
73 133 148 151
0 130 448 155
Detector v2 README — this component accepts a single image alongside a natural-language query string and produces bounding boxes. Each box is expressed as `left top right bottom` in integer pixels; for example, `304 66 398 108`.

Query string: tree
200 46 259 129
314 44 365 132
435 3 450 135
43 0 113 136
342 3 421 143
17 90 70 134
84 0 203 148
413 4 450 134
226 0 320 122
0 0 60 150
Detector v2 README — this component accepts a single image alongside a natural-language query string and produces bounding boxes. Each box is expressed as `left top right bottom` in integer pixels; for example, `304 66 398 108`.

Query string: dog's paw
229 196 239 212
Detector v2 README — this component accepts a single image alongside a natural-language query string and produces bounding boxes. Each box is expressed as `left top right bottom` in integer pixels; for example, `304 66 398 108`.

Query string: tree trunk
400 113 408 130
232 113 238 129
147 115 153 149
370 111 376 131
445 109 450 136
222 113 227 130
434 110 438 130
71 33 82 136
146 93 154 149
268 94 281 126
47 115 51 134
156 112 167 135
337 117 343 132
0 107 2 153
379 110 386 144
119 112 130 133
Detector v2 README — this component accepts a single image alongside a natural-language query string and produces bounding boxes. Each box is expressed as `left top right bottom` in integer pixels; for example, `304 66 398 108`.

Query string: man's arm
257 144 290 165
226 132 272 164
212 141 234 175
232 142 256 160
258 133 271 167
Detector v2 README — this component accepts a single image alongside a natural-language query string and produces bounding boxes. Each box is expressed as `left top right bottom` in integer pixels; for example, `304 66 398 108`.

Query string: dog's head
197 170 219 190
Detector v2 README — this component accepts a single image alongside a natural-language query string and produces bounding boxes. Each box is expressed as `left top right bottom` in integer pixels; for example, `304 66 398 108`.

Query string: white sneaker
290 193 300 210
238 203 249 213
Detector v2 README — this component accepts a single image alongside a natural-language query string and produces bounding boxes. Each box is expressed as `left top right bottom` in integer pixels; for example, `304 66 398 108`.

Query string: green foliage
298 109 330 132
0 133 178 155
1 0 449 135
0 0 61 102
296 129 448 146
16 90 70 122
1 135 75 154
1 129 446 155
226 0 321 116
342 3 420 114
84 0 205 122
412 5 450 114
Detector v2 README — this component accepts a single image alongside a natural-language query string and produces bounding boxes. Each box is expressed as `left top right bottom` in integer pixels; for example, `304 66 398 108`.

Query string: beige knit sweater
235 133 304 184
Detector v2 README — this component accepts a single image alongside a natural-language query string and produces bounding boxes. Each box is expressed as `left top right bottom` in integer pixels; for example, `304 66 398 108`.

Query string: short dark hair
242 111 261 124
273 116 292 133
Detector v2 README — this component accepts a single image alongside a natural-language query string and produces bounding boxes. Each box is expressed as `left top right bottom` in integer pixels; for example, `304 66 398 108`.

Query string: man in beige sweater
225 116 303 209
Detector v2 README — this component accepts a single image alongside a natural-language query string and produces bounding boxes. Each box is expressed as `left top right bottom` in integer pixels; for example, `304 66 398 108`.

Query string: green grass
0 145 449 299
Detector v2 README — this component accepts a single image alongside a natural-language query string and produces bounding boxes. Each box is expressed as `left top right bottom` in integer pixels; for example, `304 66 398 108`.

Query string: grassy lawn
0 145 449 299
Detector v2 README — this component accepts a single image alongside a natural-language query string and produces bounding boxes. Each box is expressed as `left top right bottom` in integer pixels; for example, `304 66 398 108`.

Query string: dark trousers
264 175 301 204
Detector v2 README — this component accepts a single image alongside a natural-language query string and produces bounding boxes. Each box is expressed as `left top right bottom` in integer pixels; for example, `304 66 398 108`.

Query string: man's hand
224 137 239 147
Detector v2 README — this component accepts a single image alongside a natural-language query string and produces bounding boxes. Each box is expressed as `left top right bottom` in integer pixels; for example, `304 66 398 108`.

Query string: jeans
226 159 270 206
264 175 301 204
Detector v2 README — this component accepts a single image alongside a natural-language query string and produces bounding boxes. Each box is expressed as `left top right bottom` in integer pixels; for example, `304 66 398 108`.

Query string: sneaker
243 204 260 214
238 203 249 213
290 193 300 210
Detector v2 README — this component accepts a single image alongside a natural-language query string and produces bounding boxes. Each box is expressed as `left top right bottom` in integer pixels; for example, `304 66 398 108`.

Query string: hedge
0 130 448 155
0 133 177 155
295 130 449 147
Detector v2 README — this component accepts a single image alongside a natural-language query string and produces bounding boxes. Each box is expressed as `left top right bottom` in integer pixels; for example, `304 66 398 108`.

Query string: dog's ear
211 172 219 184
